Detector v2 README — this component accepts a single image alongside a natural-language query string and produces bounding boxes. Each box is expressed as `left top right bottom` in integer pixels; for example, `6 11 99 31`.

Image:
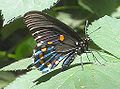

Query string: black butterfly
23 11 90 73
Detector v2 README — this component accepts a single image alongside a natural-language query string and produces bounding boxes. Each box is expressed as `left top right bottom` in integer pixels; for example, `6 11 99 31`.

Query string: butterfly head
76 37 90 55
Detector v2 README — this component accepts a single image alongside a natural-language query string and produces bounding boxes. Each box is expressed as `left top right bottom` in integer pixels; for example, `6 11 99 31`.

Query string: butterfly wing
23 11 80 73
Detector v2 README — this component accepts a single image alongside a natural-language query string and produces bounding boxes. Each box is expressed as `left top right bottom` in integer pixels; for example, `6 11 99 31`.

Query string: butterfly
23 11 90 73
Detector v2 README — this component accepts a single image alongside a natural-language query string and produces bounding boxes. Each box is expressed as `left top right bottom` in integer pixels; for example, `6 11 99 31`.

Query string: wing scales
23 11 79 73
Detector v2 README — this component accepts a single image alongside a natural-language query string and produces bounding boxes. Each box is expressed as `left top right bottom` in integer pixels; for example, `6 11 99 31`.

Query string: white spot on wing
37 41 44 47
35 36 42 40
32 31 40 35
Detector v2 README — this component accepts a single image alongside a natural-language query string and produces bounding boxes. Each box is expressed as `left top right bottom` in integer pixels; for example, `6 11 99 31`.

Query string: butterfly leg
95 50 107 62
85 52 91 62
89 50 102 64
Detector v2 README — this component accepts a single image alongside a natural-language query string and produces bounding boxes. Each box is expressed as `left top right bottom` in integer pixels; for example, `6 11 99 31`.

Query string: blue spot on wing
38 52 57 71
34 58 40 64
42 68 50 73
34 46 57 72
51 55 66 69
34 47 54 63
34 46 71 73
35 46 53 56
43 51 55 59
35 51 41 56
38 54 66 73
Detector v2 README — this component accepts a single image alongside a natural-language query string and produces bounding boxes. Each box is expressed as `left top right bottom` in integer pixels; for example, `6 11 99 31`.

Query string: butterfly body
23 11 89 73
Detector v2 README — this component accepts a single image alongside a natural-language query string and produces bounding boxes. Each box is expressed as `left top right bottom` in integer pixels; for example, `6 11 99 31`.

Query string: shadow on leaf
34 62 93 85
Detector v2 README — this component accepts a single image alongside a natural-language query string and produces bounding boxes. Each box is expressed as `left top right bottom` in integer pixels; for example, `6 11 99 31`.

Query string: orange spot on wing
59 35 65 41
39 53 44 59
46 62 52 67
41 47 47 52
55 60 59 65
39 59 44 64
47 41 53 45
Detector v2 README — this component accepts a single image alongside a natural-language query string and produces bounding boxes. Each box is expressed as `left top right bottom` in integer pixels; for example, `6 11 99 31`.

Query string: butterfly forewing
23 11 80 73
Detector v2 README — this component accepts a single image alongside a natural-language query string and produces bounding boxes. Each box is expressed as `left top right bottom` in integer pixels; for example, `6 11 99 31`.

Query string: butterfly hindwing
23 11 80 73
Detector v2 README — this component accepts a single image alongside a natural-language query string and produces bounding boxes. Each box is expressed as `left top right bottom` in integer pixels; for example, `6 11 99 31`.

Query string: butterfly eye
59 35 65 41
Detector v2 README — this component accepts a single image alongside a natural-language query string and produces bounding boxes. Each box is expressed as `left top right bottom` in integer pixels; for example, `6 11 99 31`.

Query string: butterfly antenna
84 20 89 38
88 27 101 35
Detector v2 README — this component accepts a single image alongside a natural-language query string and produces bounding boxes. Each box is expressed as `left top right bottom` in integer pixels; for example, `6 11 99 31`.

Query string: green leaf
112 6 120 18
57 12 83 28
15 37 36 60
88 15 120 58
0 58 33 71
0 0 59 25
0 72 15 89
4 52 120 89
32 62 120 89
78 0 119 17
4 69 41 89
1 18 25 40
31 52 120 89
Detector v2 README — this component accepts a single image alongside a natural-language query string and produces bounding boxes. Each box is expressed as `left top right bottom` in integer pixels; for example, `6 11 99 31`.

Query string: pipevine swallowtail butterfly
23 11 91 73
